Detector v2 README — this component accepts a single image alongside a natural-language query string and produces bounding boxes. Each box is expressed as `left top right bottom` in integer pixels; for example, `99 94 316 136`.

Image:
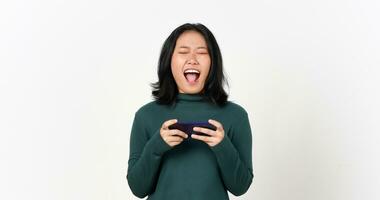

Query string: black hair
150 23 229 107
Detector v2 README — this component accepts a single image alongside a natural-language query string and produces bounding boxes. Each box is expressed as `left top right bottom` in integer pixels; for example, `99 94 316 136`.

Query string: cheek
171 60 184 80
171 66 180 80
201 59 211 79
200 56 211 68
171 54 185 68
202 68 210 80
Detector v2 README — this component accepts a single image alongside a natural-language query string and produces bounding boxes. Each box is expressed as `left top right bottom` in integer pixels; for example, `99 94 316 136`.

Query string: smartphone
168 121 217 137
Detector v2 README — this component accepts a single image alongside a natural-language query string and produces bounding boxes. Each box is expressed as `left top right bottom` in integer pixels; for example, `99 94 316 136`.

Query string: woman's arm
126 112 171 198
210 111 254 196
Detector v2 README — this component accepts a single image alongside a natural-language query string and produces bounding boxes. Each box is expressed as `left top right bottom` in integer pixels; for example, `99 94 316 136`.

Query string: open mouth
184 69 200 84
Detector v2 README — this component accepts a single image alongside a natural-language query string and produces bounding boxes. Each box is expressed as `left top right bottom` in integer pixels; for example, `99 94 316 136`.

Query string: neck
176 93 205 102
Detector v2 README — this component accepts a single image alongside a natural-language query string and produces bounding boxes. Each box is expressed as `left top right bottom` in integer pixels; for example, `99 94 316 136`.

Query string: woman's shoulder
222 100 249 117
134 101 156 115
134 100 167 117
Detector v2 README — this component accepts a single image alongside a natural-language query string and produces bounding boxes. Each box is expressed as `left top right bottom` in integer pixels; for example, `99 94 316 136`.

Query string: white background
1 0 379 199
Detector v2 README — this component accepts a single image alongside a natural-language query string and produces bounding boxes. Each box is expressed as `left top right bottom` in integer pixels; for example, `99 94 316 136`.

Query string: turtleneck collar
176 93 205 102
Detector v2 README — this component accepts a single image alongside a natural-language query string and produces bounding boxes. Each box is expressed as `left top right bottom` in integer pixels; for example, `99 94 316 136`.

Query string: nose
186 53 199 65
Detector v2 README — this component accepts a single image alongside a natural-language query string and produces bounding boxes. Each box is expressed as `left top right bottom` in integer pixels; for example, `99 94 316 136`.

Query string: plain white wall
1 0 379 199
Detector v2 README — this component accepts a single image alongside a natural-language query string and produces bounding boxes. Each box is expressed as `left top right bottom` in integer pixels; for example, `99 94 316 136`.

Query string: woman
127 23 253 200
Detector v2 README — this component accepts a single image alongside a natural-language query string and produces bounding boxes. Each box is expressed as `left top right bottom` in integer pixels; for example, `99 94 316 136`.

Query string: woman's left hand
191 119 224 147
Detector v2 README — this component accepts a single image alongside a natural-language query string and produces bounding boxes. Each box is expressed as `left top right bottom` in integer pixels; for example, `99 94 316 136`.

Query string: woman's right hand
160 119 188 147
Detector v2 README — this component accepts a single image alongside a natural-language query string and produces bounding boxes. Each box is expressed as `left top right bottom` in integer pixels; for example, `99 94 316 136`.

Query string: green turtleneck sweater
127 93 254 200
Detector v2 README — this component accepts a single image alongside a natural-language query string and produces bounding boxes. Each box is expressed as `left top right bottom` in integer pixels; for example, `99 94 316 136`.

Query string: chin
180 87 204 94
182 90 200 94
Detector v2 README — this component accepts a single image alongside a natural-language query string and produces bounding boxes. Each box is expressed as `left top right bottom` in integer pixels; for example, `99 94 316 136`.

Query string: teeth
184 69 200 74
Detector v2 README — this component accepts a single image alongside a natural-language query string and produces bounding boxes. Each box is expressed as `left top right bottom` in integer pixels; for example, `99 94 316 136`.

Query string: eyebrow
178 46 208 50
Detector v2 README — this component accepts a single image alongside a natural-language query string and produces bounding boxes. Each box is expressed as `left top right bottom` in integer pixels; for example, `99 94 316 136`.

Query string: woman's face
171 30 211 94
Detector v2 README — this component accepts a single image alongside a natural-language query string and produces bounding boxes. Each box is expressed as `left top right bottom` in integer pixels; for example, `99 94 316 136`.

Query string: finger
175 130 188 138
171 141 182 146
208 119 223 131
162 119 178 130
167 129 188 138
167 136 184 143
191 134 211 142
193 127 214 136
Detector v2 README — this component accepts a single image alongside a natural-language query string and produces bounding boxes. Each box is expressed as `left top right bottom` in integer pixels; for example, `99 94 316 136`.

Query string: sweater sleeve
210 111 254 196
126 111 172 198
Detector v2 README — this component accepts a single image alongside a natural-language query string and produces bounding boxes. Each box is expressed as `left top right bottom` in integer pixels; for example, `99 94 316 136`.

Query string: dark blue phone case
168 121 217 137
